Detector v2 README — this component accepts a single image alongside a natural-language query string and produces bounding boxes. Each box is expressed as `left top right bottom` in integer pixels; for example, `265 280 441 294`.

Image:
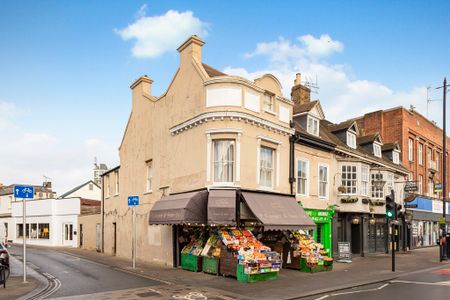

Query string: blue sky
1 1 449 193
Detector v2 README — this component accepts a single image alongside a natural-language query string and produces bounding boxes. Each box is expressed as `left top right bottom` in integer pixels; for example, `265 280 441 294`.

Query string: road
9 245 162 298
306 265 450 300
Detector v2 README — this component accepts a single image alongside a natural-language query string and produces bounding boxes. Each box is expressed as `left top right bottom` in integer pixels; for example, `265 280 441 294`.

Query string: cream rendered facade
102 36 294 266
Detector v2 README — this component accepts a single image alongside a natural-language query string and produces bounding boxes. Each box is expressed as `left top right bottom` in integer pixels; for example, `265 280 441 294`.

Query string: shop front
304 208 334 256
148 188 322 281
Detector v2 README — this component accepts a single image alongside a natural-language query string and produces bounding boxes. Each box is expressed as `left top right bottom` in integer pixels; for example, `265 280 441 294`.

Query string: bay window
213 140 235 183
361 165 369 196
371 173 384 199
259 146 274 188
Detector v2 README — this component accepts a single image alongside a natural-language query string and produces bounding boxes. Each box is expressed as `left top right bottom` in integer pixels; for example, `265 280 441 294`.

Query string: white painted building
58 180 101 201
11 197 82 247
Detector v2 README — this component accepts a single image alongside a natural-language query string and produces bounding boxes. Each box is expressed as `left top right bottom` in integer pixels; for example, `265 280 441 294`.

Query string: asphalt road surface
9 245 162 298
307 265 450 300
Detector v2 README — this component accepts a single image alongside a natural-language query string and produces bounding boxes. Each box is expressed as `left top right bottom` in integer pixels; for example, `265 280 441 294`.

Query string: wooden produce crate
219 244 237 277
202 256 220 275
181 253 203 272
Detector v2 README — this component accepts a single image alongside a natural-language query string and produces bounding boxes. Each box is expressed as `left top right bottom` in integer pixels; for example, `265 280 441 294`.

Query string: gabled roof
202 63 226 78
293 100 325 118
357 133 382 146
382 142 401 152
58 180 100 199
328 119 359 134
294 120 336 149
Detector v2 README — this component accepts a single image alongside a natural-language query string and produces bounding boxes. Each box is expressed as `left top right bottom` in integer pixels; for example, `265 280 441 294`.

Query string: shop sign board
438 217 447 224
305 210 332 223
404 181 418 193
435 183 443 193
128 196 140 206
432 201 445 214
337 242 352 263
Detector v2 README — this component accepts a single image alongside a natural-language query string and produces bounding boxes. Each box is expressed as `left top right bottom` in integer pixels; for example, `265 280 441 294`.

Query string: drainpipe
101 177 104 253
289 121 297 195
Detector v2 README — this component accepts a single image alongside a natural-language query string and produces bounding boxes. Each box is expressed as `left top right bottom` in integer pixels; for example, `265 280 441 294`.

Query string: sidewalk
57 246 448 299
0 255 44 300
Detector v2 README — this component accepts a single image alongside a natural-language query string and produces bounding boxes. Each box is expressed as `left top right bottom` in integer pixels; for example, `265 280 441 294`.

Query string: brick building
356 106 450 248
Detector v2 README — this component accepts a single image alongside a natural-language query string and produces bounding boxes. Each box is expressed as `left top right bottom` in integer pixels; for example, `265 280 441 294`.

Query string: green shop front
304 208 334 256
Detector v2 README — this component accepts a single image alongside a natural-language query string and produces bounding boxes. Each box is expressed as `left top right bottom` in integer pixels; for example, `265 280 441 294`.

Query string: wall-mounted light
369 218 376 225
352 216 360 225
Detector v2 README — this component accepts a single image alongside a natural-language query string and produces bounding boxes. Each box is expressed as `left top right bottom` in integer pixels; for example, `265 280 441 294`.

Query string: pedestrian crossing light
386 194 395 219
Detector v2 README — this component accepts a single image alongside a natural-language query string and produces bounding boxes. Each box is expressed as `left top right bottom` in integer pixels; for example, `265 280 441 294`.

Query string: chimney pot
295 73 301 85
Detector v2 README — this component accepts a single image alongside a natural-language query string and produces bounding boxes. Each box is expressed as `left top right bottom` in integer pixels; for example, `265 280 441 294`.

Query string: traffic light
396 204 403 219
386 194 395 219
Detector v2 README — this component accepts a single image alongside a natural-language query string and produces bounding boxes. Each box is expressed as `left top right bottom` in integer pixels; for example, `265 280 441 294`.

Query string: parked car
0 243 9 268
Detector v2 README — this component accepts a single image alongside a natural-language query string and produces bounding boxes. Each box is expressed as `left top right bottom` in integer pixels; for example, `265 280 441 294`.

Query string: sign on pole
14 185 34 283
128 196 139 269
404 181 418 193
435 183 443 193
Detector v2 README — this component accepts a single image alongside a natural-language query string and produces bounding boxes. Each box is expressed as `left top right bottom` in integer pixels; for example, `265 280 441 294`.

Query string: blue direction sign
128 196 139 206
14 185 35 199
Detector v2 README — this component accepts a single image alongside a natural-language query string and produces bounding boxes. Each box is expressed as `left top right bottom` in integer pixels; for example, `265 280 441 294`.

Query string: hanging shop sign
404 181 418 193
434 183 443 193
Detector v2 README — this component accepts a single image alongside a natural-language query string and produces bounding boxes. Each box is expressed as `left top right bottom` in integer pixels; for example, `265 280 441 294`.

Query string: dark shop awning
148 190 208 225
241 191 315 231
207 189 236 226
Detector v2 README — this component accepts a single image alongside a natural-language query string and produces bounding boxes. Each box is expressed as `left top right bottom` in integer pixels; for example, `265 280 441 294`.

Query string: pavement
51 245 450 299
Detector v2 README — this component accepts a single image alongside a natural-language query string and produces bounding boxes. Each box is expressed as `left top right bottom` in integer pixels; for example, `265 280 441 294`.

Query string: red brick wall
358 106 450 199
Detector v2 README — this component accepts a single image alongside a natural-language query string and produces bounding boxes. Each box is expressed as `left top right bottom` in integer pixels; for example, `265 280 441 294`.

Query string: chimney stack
130 75 153 96
291 72 311 108
177 35 205 67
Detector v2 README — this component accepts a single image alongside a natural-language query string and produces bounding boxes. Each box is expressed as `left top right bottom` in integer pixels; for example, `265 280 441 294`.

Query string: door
351 223 361 254
79 224 83 247
95 223 101 252
63 223 74 246
112 222 117 255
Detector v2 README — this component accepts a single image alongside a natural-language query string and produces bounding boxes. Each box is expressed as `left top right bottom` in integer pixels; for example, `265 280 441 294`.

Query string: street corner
49 284 250 300
1 276 40 300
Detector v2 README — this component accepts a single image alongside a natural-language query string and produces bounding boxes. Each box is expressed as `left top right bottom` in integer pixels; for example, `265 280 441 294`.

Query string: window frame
105 175 110 198
341 164 358 195
418 143 423 165
371 172 384 199
393 151 400 164
307 115 320 136
408 138 414 161
361 165 369 196
146 160 153 193
114 171 119 195
318 163 329 199
212 139 235 185
373 143 382 158
346 132 357 149
418 175 423 194
259 146 275 189
263 93 274 112
297 158 309 196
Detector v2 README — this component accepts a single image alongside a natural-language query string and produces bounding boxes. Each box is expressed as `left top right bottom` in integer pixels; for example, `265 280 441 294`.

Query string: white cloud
116 9 208 58
0 101 118 194
225 35 436 125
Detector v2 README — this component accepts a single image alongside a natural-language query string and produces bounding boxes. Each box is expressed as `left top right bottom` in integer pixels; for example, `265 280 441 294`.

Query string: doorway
63 223 74 246
112 222 117 255
79 224 83 247
351 223 361 254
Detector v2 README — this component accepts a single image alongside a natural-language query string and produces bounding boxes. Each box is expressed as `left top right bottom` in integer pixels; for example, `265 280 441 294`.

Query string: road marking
391 279 450 287
112 266 173 285
314 295 330 300
329 283 390 296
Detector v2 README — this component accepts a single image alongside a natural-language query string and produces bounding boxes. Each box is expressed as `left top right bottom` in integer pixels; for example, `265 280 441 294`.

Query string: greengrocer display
216 228 282 281
181 231 205 272
201 233 222 274
285 230 333 272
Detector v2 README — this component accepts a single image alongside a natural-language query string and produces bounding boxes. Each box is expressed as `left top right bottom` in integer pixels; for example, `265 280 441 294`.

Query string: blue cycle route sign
128 196 139 206
14 185 35 199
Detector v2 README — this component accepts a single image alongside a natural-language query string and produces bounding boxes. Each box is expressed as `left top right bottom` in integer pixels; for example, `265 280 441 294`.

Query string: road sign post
128 196 139 269
14 185 34 283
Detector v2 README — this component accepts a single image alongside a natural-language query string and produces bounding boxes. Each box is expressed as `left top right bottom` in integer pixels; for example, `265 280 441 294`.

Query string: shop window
146 160 153 192
38 223 50 239
213 140 235 183
341 165 357 194
371 173 384 199
30 223 37 238
318 164 329 198
259 146 274 188
16 224 23 238
297 159 309 196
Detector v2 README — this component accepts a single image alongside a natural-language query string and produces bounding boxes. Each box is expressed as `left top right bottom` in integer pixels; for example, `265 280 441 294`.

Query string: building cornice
170 111 294 136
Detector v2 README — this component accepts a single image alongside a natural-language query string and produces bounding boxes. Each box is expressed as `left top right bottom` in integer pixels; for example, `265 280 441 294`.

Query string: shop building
290 77 337 255
324 120 408 257
101 36 315 267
